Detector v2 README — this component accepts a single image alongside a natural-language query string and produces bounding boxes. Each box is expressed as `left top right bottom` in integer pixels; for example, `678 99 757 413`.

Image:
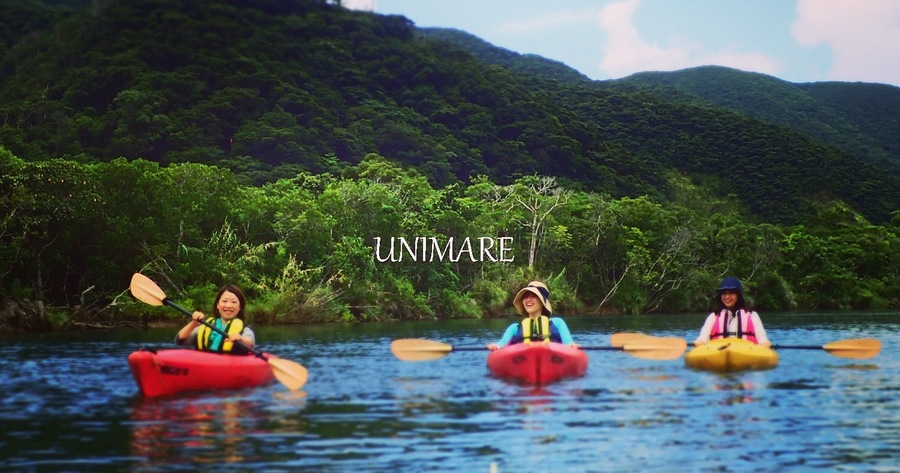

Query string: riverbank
0 297 177 332
3 293 896 333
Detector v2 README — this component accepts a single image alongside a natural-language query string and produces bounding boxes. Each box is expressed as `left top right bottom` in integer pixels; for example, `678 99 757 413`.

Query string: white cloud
343 0 376 11
597 0 782 78
792 0 900 85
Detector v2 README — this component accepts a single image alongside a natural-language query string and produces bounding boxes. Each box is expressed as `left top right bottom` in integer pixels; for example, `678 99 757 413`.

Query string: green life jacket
197 317 244 353
521 316 551 344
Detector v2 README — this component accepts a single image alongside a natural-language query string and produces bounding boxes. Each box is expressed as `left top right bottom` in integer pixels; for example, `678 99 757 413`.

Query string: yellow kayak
685 338 779 372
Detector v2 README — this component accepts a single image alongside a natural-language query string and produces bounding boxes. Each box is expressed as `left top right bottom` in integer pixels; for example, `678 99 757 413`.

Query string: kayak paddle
390 337 687 362
130 273 309 391
390 338 476 361
609 332 689 359
592 336 687 360
660 332 881 360
771 338 881 359
610 332 657 347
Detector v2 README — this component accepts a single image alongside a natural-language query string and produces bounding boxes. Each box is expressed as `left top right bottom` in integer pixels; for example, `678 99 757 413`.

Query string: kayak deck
128 348 275 397
684 338 779 373
487 342 588 385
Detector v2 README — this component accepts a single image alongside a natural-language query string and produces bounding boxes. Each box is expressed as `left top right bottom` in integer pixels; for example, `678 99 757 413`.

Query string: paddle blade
268 357 309 391
622 337 687 360
823 338 882 359
610 332 656 347
130 273 167 306
391 338 455 361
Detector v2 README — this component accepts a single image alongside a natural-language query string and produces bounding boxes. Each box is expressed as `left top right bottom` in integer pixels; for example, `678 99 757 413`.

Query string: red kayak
487 342 588 385
128 348 275 397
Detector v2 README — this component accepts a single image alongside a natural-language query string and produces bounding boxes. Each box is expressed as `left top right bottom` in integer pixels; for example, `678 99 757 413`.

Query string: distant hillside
418 28 592 84
800 81 900 169
0 0 897 225
619 66 900 175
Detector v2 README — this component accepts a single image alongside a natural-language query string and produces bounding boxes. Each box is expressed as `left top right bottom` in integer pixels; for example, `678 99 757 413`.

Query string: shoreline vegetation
2 150 898 334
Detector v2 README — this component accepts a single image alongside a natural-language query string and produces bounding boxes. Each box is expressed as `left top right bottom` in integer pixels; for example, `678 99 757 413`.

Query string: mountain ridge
1 0 897 224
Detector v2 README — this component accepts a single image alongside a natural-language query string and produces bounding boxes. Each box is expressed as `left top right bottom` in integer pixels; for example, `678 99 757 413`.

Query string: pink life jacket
709 309 759 343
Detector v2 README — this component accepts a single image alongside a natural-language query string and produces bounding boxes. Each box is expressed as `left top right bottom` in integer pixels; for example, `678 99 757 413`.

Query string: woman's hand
176 311 205 342
486 343 499 351
227 332 252 347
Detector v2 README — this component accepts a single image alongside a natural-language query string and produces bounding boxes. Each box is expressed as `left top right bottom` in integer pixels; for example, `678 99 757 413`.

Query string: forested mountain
417 27 592 84
1 0 898 225
417 29 900 179
620 66 900 176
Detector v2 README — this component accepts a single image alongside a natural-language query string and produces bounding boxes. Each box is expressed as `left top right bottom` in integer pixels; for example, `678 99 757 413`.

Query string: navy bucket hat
717 277 743 295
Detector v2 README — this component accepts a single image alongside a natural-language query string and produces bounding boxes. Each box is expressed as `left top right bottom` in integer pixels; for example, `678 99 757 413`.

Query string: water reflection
713 380 758 405
506 387 566 432
128 389 308 470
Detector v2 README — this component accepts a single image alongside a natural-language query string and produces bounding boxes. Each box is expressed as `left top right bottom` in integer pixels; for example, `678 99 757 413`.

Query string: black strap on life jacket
716 310 756 338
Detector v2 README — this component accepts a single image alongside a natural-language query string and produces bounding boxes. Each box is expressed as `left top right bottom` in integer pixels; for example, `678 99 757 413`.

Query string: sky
343 0 900 88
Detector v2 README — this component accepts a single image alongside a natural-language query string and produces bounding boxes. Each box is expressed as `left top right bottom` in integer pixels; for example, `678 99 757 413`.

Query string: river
0 311 897 472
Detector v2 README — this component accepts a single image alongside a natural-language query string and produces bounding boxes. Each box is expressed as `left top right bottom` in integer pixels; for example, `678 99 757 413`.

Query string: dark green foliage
1 148 898 328
418 27 591 84
1 1 897 226
0 2 897 327
623 65 900 176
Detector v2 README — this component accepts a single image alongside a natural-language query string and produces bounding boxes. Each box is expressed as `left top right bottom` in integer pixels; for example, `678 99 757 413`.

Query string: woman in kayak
694 277 770 347
487 280 579 350
175 284 256 355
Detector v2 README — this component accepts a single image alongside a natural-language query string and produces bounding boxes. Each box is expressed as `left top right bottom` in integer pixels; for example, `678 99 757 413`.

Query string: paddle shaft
165 297 269 362
442 346 620 352
485 346 628 352
581 346 635 351
689 342 831 350
772 345 831 350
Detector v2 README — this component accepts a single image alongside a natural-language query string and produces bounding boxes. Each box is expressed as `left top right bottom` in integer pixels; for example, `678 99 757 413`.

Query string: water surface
0 311 897 472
